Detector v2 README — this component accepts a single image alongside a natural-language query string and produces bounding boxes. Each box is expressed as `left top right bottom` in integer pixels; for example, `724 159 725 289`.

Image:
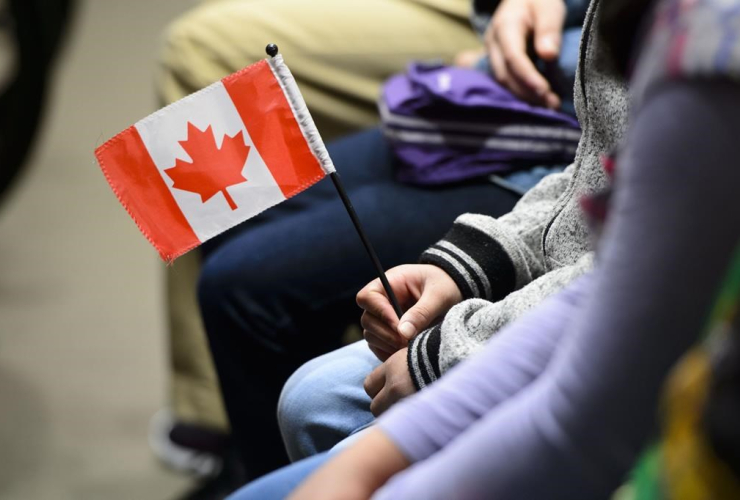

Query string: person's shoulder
630 0 740 105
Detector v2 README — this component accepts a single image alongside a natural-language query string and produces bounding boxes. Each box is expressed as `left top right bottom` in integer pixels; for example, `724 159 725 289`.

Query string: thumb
397 292 441 340
533 1 564 61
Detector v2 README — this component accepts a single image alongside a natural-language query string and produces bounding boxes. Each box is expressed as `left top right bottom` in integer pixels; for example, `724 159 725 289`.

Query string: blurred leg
167 252 229 431
278 341 379 461
156 0 479 441
157 0 478 139
226 453 331 500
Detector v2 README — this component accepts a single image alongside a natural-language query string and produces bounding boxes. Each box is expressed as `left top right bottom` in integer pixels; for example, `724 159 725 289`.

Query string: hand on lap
364 348 416 416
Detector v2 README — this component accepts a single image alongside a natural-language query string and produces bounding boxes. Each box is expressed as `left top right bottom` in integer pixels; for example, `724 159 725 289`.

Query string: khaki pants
158 0 479 432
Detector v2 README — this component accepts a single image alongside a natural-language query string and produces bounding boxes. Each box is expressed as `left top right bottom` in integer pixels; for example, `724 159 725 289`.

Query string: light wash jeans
227 452 331 500
277 340 381 461
228 429 373 500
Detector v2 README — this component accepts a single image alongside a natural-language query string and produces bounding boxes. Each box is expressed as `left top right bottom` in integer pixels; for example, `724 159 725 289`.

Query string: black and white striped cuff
419 222 517 301
407 325 442 391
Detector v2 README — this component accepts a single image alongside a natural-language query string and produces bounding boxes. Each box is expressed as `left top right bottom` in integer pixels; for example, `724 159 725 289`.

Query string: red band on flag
222 61 325 199
95 127 199 261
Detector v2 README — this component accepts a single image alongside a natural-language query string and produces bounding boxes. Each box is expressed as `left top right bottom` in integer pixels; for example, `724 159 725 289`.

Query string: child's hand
357 264 462 361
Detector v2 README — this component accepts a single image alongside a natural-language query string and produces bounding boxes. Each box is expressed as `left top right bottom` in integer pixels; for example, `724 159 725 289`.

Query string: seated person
225 0 740 497
196 0 589 480
277 0 601 462
154 0 495 475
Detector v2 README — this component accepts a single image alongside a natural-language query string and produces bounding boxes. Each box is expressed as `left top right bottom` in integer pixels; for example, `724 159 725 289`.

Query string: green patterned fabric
620 245 740 500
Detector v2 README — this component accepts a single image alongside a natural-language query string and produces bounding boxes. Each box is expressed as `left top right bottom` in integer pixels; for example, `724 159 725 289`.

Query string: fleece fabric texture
411 0 629 388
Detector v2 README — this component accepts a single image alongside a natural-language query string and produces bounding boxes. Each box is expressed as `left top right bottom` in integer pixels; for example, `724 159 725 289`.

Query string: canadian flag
95 55 335 262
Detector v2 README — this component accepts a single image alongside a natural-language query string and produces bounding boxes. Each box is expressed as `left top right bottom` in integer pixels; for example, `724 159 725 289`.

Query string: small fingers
367 344 392 362
489 45 508 88
543 91 561 110
491 48 546 105
532 0 566 61
361 312 405 350
497 24 551 101
363 364 385 399
364 330 397 360
357 280 400 330
369 388 391 417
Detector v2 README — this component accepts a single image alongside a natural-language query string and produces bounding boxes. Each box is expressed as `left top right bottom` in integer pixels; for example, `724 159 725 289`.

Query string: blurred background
0 0 201 498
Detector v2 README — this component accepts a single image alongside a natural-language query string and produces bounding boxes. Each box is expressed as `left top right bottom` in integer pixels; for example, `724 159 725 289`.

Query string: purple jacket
381 63 581 185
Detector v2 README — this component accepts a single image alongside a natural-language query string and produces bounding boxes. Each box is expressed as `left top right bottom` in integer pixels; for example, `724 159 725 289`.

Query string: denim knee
277 356 333 461
277 342 381 461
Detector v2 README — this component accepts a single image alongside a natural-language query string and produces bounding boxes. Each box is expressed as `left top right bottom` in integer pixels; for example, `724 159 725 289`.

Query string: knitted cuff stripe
408 325 442 390
420 222 517 301
423 246 487 299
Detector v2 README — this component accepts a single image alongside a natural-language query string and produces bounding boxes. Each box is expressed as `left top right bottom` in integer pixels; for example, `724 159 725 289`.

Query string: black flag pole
265 43 404 320
329 172 404 319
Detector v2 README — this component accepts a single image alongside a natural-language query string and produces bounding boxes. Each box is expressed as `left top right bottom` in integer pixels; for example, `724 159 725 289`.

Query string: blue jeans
199 128 520 476
227 452 332 500
227 428 372 499
278 340 380 460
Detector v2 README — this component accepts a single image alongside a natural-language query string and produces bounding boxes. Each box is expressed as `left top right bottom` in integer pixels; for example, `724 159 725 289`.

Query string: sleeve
409 251 592 389
375 79 740 499
391 273 593 459
419 164 573 302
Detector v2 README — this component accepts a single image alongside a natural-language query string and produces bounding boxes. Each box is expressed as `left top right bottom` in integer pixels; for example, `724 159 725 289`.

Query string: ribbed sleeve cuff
407 325 442 390
419 221 517 301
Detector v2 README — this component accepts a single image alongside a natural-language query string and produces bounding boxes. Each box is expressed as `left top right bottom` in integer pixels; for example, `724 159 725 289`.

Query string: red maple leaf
165 122 250 210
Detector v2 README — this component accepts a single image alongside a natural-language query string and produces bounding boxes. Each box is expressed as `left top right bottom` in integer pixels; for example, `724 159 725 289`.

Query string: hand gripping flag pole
265 44 404 319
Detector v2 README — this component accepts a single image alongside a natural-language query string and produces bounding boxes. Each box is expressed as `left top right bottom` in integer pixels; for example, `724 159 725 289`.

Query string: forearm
289 429 408 500
383 274 593 462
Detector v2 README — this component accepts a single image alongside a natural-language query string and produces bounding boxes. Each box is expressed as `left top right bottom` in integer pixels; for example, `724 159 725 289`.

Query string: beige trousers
157 0 479 431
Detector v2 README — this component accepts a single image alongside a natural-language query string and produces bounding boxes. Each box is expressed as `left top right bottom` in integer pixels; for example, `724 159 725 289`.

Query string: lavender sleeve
375 79 740 499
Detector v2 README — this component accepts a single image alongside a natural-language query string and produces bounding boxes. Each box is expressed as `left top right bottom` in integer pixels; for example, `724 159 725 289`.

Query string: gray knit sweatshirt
409 0 629 389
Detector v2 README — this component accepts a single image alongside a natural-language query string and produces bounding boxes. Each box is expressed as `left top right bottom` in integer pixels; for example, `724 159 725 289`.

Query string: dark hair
598 0 655 75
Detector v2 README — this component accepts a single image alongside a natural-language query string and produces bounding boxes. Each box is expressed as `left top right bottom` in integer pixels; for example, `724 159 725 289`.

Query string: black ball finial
266 44 279 58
